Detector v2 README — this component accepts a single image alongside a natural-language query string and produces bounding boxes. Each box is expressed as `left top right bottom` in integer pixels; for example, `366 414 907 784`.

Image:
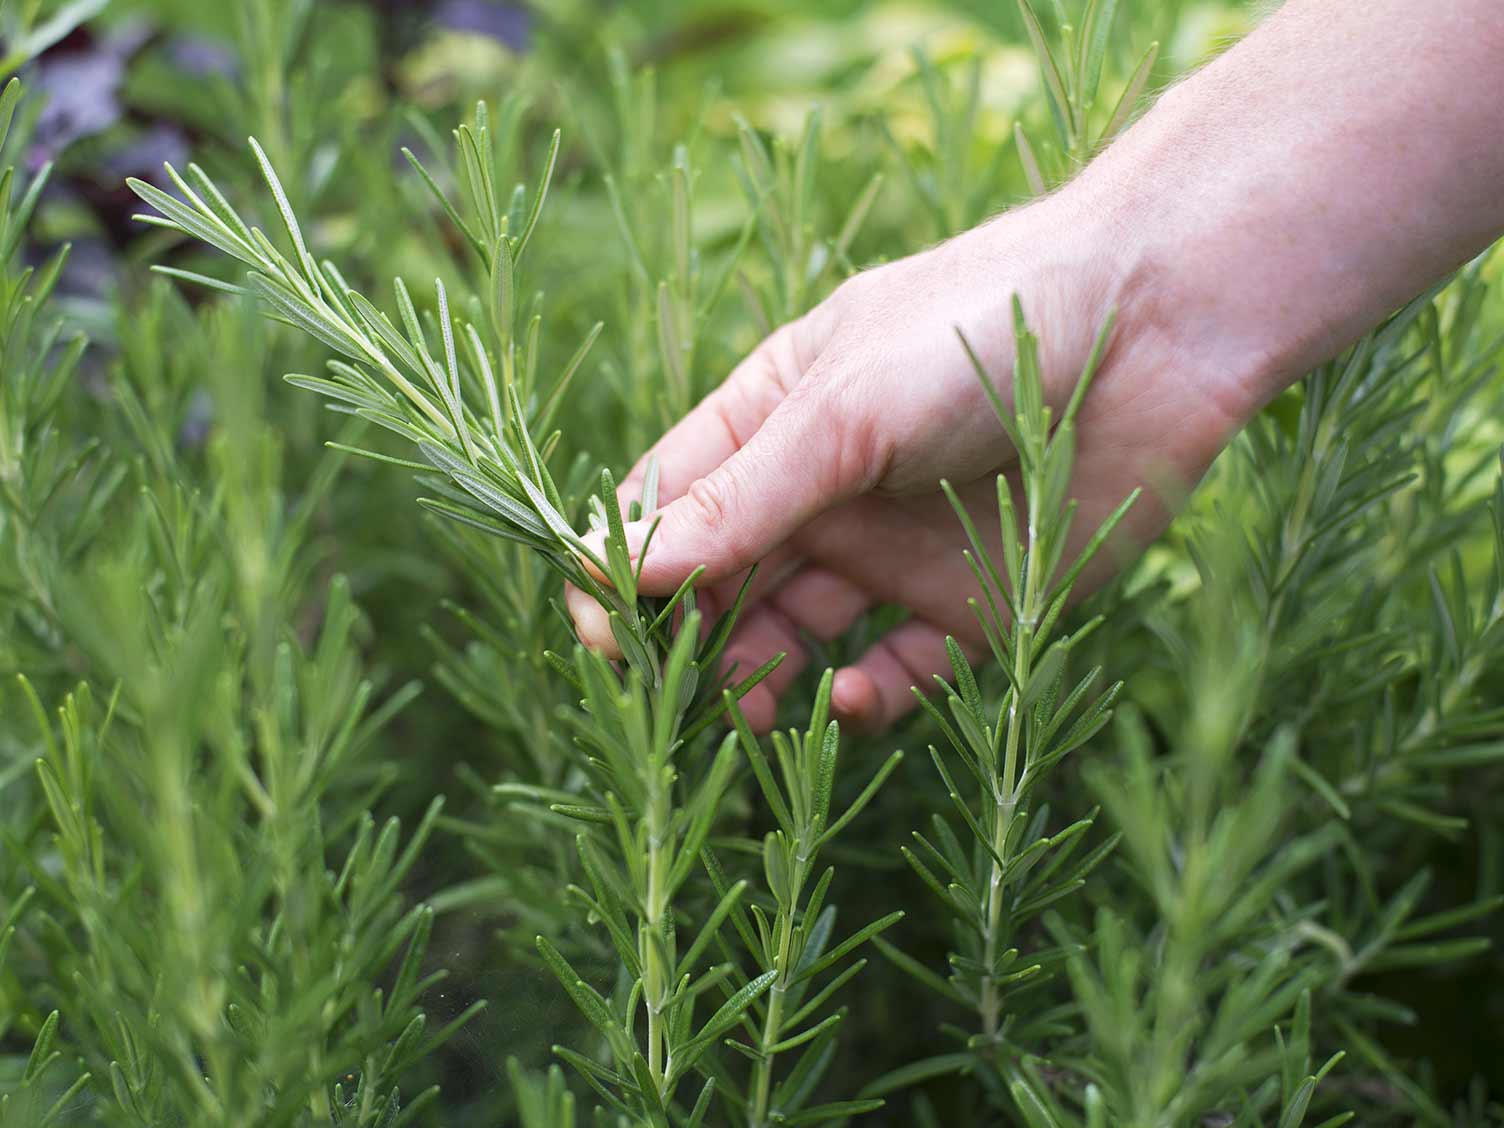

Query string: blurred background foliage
2 0 1502 1125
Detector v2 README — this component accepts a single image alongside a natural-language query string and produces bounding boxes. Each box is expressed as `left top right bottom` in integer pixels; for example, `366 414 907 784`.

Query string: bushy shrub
1 1 1500 1125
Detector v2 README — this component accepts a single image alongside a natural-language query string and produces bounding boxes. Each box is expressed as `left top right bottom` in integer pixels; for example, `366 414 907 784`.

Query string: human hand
566 185 1265 732
566 0 1504 734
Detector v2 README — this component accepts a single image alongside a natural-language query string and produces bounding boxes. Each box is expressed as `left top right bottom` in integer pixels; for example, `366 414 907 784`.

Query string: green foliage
867 305 1134 1099
124 93 905 1126
0 1 1500 1126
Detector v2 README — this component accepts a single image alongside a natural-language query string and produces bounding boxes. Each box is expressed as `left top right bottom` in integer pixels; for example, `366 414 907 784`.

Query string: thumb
626 388 861 595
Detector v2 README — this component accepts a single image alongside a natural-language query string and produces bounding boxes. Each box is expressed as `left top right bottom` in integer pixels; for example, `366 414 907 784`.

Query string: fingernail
572 594 622 659
832 668 877 731
578 529 609 584
622 520 650 556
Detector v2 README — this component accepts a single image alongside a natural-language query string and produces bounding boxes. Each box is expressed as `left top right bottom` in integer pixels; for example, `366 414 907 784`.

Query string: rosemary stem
750 909 796 1127
982 488 1042 1040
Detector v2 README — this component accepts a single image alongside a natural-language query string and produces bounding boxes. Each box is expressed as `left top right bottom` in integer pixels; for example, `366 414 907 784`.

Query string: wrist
1068 129 1299 422
961 191 1140 405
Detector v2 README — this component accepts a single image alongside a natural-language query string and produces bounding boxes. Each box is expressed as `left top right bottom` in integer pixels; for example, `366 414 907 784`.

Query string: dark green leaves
697 682 899 1123
890 301 1133 1108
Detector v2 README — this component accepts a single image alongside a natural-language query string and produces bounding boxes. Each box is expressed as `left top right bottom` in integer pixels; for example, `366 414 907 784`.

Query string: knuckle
684 472 733 534
845 408 893 492
795 364 891 494
762 324 812 395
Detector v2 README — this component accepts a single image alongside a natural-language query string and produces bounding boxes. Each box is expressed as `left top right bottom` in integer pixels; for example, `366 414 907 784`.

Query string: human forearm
1073 0 1504 412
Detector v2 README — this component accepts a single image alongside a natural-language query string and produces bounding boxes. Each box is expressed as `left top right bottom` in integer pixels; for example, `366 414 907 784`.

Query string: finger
619 320 816 507
579 322 822 593
768 566 873 641
565 582 621 659
735 683 779 734
627 381 866 595
832 619 956 733
699 544 804 624
569 535 801 664
722 609 801 734
723 567 873 732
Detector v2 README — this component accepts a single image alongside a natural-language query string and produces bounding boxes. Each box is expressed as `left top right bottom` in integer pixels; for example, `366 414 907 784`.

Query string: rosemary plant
0 894 87 1127
1036 293 1504 1128
0 70 479 1123
2 2 1501 1123
0 77 93 1124
876 47 1016 238
128 101 899 1124
864 303 1133 1114
713 673 904 1127
732 112 882 333
587 52 756 430
1008 0 1159 185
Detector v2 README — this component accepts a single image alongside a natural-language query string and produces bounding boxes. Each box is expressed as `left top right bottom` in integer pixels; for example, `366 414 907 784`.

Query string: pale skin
568 0 1504 733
